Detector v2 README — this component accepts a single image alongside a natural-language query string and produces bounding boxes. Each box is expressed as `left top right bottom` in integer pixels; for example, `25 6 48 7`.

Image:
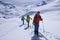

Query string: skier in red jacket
33 11 43 36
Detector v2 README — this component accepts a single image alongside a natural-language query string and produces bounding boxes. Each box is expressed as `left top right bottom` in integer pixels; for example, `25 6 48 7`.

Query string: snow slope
0 0 60 40
0 1 24 18
2 0 54 6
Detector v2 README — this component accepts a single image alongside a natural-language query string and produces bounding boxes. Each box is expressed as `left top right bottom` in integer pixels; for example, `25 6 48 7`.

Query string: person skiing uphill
21 16 25 25
33 11 43 36
26 15 32 27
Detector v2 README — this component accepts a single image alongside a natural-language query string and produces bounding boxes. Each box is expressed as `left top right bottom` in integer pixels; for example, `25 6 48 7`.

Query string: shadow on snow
31 35 41 40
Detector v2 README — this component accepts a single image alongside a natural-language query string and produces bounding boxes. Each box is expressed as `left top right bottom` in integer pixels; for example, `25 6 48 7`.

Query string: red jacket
33 14 42 24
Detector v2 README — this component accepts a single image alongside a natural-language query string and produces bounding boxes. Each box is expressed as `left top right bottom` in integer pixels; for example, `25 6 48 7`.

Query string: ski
24 26 31 30
39 32 48 40
19 24 23 27
24 26 29 30
19 24 26 27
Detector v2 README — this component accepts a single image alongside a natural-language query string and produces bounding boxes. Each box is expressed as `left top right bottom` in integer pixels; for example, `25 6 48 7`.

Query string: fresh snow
0 0 60 40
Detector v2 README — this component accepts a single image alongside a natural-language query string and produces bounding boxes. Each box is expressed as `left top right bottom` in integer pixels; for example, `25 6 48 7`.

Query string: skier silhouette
21 16 25 25
26 15 32 27
33 11 43 36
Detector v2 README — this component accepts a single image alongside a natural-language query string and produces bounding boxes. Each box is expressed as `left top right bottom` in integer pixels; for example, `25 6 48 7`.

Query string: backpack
21 17 25 20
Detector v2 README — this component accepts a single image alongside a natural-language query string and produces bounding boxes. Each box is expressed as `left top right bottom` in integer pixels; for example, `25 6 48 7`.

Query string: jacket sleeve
39 16 43 21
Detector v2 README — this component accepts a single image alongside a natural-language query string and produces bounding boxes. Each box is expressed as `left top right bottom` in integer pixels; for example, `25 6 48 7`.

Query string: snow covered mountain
2 0 55 6
0 0 60 40
26 0 60 15
0 1 20 19
0 0 55 19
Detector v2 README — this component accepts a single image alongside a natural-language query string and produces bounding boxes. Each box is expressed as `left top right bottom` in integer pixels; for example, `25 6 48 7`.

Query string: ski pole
42 20 45 33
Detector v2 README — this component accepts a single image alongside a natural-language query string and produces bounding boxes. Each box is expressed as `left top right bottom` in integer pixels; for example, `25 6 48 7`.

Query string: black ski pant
27 21 29 27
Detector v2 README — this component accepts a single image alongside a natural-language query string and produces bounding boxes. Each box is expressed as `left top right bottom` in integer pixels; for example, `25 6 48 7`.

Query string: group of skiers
21 15 32 27
21 11 43 36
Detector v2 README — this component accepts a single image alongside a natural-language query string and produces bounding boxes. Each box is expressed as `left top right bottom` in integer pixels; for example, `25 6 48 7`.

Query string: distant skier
26 15 32 27
33 11 43 36
21 16 25 25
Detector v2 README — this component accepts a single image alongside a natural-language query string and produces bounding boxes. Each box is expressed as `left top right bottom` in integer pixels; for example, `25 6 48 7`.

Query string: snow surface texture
0 0 60 40
0 1 21 18
1 0 54 6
